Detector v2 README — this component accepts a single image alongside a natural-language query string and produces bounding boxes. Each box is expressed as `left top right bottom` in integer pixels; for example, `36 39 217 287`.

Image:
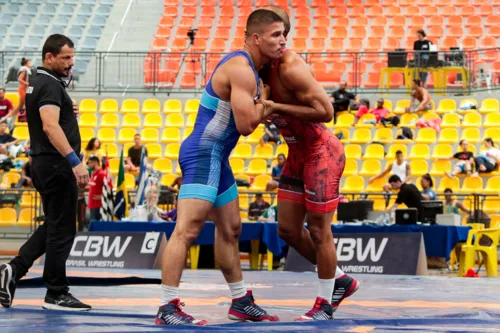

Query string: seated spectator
162 196 178 221
330 81 358 120
17 157 32 187
167 175 182 193
441 139 474 177
0 88 14 126
126 183 164 222
369 150 411 192
0 122 25 157
443 188 471 215
125 134 148 172
260 121 281 146
87 155 105 221
258 205 278 223
406 79 432 113
248 193 270 221
420 173 436 200
266 153 286 192
357 98 390 124
473 138 500 176
83 137 102 164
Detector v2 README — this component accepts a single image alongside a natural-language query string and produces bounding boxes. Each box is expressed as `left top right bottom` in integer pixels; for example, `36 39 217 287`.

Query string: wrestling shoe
331 274 360 313
155 299 208 326
42 293 91 311
295 297 333 321
0 263 16 308
228 290 279 322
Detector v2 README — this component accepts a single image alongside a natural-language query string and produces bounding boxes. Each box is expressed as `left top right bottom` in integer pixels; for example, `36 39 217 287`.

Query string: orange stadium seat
313 6 329 19
428 15 444 28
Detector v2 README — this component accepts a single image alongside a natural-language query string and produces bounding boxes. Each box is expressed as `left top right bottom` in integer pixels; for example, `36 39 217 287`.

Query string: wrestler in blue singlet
178 51 260 207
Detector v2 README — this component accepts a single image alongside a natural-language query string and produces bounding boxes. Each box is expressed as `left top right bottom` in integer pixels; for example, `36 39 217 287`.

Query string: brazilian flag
114 149 128 219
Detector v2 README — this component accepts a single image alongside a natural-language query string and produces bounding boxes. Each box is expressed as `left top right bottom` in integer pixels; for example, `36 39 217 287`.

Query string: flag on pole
100 153 114 221
114 149 128 219
134 148 149 207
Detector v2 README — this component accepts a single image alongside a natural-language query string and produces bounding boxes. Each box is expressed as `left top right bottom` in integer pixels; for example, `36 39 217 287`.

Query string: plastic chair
461 128 481 144
247 159 267 176
462 112 482 128
153 158 173 174
250 174 272 191
145 143 162 159
80 128 95 143
438 176 460 192
430 160 451 176
387 144 408 160
79 99 97 113
436 99 457 114
164 143 181 159
165 113 184 128
366 177 388 193
232 144 252 159
1 173 21 188
122 113 141 128
409 144 431 160
460 176 483 194
254 144 274 159
350 128 372 144
438 128 459 144
484 113 500 128
373 128 393 144
245 127 264 144
118 128 136 144
142 99 161 114
99 99 118 113
441 113 461 128
78 113 97 127
410 159 429 177
459 222 500 277
415 128 437 144
229 158 245 174
479 98 499 114
363 144 385 160
335 113 355 128
0 208 17 226
97 128 116 143
431 144 453 159
163 99 182 114
341 175 364 193
140 128 159 143
359 159 382 176
120 99 140 113
343 159 358 176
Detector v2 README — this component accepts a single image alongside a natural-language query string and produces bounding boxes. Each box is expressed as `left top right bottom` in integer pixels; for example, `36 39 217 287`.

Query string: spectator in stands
83 137 102 164
0 88 14 126
87 155 105 221
260 121 281 146
13 58 32 123
420 173 436 200
330 81 358 120
369 150 411 191
17 157 32 188
162 196 178 221
442 139 474 177
126 134 148 172
443 188 471 215
266 153 286 192
0 122 24 157
167 175 182 193
258 204 278 223
413 30 432 86
356 98 390 124
248 193 270 221
387 175 424 221
473 138 500 176
406 79 432 113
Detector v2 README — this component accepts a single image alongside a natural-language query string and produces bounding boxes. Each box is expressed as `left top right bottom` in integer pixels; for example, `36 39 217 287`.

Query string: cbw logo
140 232 160 254
334 238 388 263
70 236 132 258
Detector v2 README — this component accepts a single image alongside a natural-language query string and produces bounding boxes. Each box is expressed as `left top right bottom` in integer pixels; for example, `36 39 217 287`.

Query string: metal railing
2 48 499 95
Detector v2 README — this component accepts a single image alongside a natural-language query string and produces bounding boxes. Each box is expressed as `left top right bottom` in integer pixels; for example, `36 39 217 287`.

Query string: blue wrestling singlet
178 50 260 207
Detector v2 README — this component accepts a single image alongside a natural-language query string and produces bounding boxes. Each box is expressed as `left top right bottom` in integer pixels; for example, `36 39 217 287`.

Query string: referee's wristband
66 151 81 167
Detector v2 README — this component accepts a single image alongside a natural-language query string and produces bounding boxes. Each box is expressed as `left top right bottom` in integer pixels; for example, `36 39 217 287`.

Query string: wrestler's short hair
245 9 283 39
261 5 290 36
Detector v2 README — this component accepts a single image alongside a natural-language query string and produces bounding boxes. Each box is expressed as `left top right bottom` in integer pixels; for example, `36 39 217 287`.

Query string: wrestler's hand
73 163 89 189
259 99 275 119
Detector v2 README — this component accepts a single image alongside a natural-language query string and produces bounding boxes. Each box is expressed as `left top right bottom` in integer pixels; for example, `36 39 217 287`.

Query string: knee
218 220 241 242
175 222 204 245
278 224 301 244
308 221 332 245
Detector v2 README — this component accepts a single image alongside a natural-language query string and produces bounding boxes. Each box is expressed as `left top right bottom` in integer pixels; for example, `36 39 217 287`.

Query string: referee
0 34 90 311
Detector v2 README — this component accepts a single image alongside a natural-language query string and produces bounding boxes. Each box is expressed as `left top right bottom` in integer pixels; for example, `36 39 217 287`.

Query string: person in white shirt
473 138 500 176
369 150 411 192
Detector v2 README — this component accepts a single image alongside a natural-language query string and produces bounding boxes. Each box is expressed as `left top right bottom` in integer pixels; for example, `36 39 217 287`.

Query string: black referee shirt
26 67 81 156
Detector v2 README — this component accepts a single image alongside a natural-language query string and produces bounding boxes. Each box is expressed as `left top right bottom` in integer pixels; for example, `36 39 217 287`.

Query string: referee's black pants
10 155 78 297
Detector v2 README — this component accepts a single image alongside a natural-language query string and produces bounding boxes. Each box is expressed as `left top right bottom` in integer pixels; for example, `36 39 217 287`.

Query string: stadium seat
343 159 358 176
484 113 500 128
458 99 479 114
153 158 173 174
436 99 457 114
254 144 274 159
100 113 119 128
78 113 97 127
461 128 481 144
393 99 411 114
164 143 181 159
432 144 453 159
441 113 461 128
124 173 135 190
400 113 419 128
344 144 362 159
120 99 140 113
79 99 97 113
335 113 355 128
229 158 245 174
165 113 184 128
183 128 193 140
484 128 500 141
410 159 429 177
185 113 197 128
142 99 161 114
0 208 17 225
460 176 483 194
356 114 377 128
118 128 136 144
144 113 163 128
479 99 499 114
276 144 288 157
462 112 482 128
101 143 118 159
484 176 500 194
341 175 364 193
415 128 437 144
161 173 178 186
246 159 267 176
97 128 116 143
17 208 36 227
366 177 387 192
250 174 272 191
438 176 460 192
387 144 408 159
430 160 451 177
141 128 159 143
109 158 120 175
373 128 393 144
438 128 459 144
184 99 200 114
163 99 182 113
13 126 29 141
350 128 372 144
99 99 119 113
232 144 252 159
363 144 385 160
19 192 35 209
122 113 141 128
409 144 430 160
145 143 162 159
359 159 382 176
1 172 21 188
80 128 95 143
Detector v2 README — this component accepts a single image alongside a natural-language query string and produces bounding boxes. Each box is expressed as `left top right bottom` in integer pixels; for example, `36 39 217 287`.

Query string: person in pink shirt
356 98 389 124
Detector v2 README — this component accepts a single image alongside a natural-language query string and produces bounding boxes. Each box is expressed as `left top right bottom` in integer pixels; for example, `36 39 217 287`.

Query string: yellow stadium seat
387 144 407 159
78 113 97 127
79 99 97 113
240 211 249 220
1 172 21 188
232 143 252 159
438 128 459 144
142 99 161 114
18 208 35 226
438 176 460 192
372 198 387 211
122 113 141 128
145 143 162 159
350 128 372 144
410 159 428 176
483 112 500 128
161 173 178 186
356 114 377 128
254 144 274 159
183 127 193 140
366 177 387 192
100 113 119 128
373 128 393 144
461 112 481 128
229 158 245 174
400 113 419 128
484 128 500 141
363 144 384 160
250 174 272 191
80 128 95 143
458 98 478 114
97 128 116 143
235 173 250 184
144 113 163 128
4 92 19 109
432 144 453 159
118 128 136 144
186 113 197 128
161 128 181 143
0 208 17 224
409 144 430 160
120 99 140 113
184 99 200 114
344 159 358 176
484 176 500 195
335 113 355 128
246 127 265 144
109 158 120 175
359 159 382 176
125 173 136 190
335 129 349 144
164 143 181 159
436 99 457 114
276 144 288 157
165 113 184 127
247 159 267 175
141 128 159 143
239 192 250 208
13 126 29 141
441 113 460 128
344 144 362 159
101 143 118 159
460 176 483 194
421 112 440 121
163 99 182 114
415 128 436 144
20 192 35 208
479 98 499 114
325 118 334 128
153 158 173 173
341 175 364 193
99 99 119 113
461 128 481 144
383 99 393 112
394 99 411 114
482 199 499 214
